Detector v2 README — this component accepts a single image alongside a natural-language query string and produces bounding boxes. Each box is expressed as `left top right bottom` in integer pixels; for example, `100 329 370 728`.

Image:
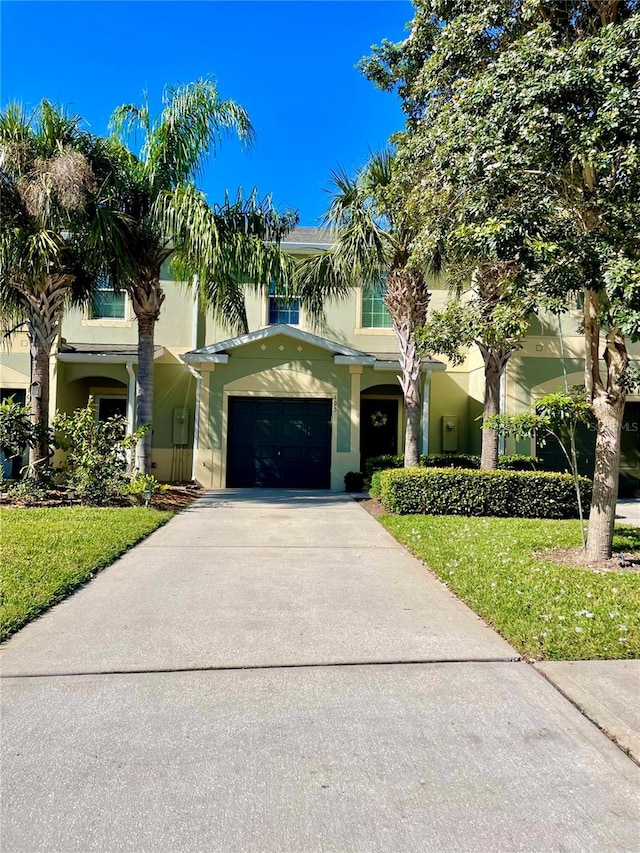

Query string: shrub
54 399 146 505
7 477 49 506
375 467 592 519
0 396 38 479
124 473 167 505
369 471 383 498
344 471 365 492
365 455 404 478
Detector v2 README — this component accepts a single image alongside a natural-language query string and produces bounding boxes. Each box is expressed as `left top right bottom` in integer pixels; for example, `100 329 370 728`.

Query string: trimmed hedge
371 467 592 519
365 453 542 478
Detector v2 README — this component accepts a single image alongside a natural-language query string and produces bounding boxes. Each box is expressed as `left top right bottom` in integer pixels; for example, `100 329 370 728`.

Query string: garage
226 397 332 488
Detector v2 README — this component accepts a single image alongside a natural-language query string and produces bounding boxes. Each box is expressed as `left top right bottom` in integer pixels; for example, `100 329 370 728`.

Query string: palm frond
145 79 254 191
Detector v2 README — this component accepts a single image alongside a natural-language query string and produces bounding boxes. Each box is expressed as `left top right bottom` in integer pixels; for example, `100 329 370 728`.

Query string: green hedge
372 467 592 519
365 453 542 478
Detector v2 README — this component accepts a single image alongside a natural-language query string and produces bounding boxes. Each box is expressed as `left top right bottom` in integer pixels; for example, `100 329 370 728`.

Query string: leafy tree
298 150 437 467
363 1 640 559
107 80 298 472
416 267 536 469
0 101 128 473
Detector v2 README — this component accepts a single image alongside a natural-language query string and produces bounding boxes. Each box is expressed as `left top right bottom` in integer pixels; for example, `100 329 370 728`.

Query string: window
267 280 300 325
361 281 392 329
91 277 126 320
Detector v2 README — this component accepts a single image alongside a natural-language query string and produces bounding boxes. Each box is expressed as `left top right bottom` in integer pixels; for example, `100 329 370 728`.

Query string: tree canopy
363 0 640 557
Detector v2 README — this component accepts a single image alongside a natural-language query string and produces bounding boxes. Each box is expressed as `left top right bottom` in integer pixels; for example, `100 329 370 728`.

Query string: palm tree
298 150 436 467
108 80 298 473
0 101 128 473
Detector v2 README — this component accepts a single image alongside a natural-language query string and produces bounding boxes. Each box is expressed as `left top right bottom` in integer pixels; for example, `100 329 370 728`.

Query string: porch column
349 365 362 455
126 361 136 434
421 369 432 457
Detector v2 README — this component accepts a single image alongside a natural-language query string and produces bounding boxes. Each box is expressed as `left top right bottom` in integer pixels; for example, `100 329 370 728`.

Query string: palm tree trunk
25 275 68 474
385 268 430 468
28 349 51 472
130 271 165 474
135 312 156 473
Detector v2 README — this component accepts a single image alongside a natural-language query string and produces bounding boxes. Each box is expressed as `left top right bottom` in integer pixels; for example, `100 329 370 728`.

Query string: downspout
187 365 202 484
126 360 136 470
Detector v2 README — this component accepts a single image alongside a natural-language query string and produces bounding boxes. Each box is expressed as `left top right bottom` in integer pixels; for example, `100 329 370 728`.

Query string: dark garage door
227 398 332 488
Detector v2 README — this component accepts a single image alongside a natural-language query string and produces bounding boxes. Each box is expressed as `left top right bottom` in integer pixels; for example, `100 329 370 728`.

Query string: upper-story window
361 281 393 329
268 280 300 325
91 277 126 320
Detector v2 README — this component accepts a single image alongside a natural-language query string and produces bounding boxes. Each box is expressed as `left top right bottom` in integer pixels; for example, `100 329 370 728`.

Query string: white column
349 365 362 454
421 369 432 456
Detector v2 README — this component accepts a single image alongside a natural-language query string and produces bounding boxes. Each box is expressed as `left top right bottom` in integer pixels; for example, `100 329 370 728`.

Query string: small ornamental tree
486 389 595 547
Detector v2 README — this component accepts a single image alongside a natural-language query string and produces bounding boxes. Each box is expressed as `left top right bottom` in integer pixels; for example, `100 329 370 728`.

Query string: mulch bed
537 547 640 574
0 484 203 511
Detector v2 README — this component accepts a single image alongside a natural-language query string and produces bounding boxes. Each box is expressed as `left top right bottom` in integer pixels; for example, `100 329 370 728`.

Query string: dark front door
360 398 400 468
227 397 332 488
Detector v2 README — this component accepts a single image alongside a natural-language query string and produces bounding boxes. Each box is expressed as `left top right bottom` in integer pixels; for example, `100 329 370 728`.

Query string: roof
57 343 164 363
281 226 334 249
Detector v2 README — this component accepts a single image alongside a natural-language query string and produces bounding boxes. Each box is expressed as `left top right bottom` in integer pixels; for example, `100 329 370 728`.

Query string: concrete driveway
2 490 638 852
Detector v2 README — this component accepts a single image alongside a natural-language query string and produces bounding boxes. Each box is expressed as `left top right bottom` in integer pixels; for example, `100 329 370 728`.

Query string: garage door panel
227 398 331 488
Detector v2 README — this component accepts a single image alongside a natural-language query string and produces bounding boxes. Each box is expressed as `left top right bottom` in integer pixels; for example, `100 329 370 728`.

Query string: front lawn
381 515 640 660
0 507 173 641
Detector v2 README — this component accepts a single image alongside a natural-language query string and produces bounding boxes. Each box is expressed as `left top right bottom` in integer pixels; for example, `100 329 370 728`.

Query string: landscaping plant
53 399 145 504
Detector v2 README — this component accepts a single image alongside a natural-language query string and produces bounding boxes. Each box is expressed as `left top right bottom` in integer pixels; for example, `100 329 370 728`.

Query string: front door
360 398 400 469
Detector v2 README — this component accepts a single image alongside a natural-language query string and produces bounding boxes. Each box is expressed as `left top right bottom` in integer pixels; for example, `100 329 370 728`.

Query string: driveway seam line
1 656 522 679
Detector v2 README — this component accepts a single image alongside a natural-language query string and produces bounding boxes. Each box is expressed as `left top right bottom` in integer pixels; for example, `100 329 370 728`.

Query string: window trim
84 278 132 326
263 281 303 328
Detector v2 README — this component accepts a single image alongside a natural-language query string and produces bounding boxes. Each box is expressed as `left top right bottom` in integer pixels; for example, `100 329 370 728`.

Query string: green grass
381 515 640 660
0 507 173 641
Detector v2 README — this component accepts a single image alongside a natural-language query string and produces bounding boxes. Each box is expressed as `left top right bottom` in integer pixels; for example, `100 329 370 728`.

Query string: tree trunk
130 271 165 474
404 372 422 468
135 312 156 473
25 275 69 475
583 290 628 561
479 345 512 470
384 268 430 468
28 349 51 472
586 392 625 561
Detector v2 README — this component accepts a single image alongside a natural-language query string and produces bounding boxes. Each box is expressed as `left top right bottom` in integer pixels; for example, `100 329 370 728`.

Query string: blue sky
1 1 413 224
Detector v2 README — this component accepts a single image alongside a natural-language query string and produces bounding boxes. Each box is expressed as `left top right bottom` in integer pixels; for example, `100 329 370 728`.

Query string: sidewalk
1 491 638 852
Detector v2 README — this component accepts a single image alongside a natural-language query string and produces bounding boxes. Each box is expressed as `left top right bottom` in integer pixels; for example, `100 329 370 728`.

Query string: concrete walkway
2 491 638 852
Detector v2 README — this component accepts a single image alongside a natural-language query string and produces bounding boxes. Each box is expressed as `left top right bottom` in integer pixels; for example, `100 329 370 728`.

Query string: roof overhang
57 345 165 364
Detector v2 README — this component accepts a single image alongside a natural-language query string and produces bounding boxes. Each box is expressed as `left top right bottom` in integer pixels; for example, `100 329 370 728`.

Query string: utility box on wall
172 408 190 446
442 415 458 452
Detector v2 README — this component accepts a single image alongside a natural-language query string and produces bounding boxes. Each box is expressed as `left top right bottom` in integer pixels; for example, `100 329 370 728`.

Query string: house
1 227 639 493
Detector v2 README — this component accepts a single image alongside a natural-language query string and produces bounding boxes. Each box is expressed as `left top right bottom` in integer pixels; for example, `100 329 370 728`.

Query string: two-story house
1 227 639 493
